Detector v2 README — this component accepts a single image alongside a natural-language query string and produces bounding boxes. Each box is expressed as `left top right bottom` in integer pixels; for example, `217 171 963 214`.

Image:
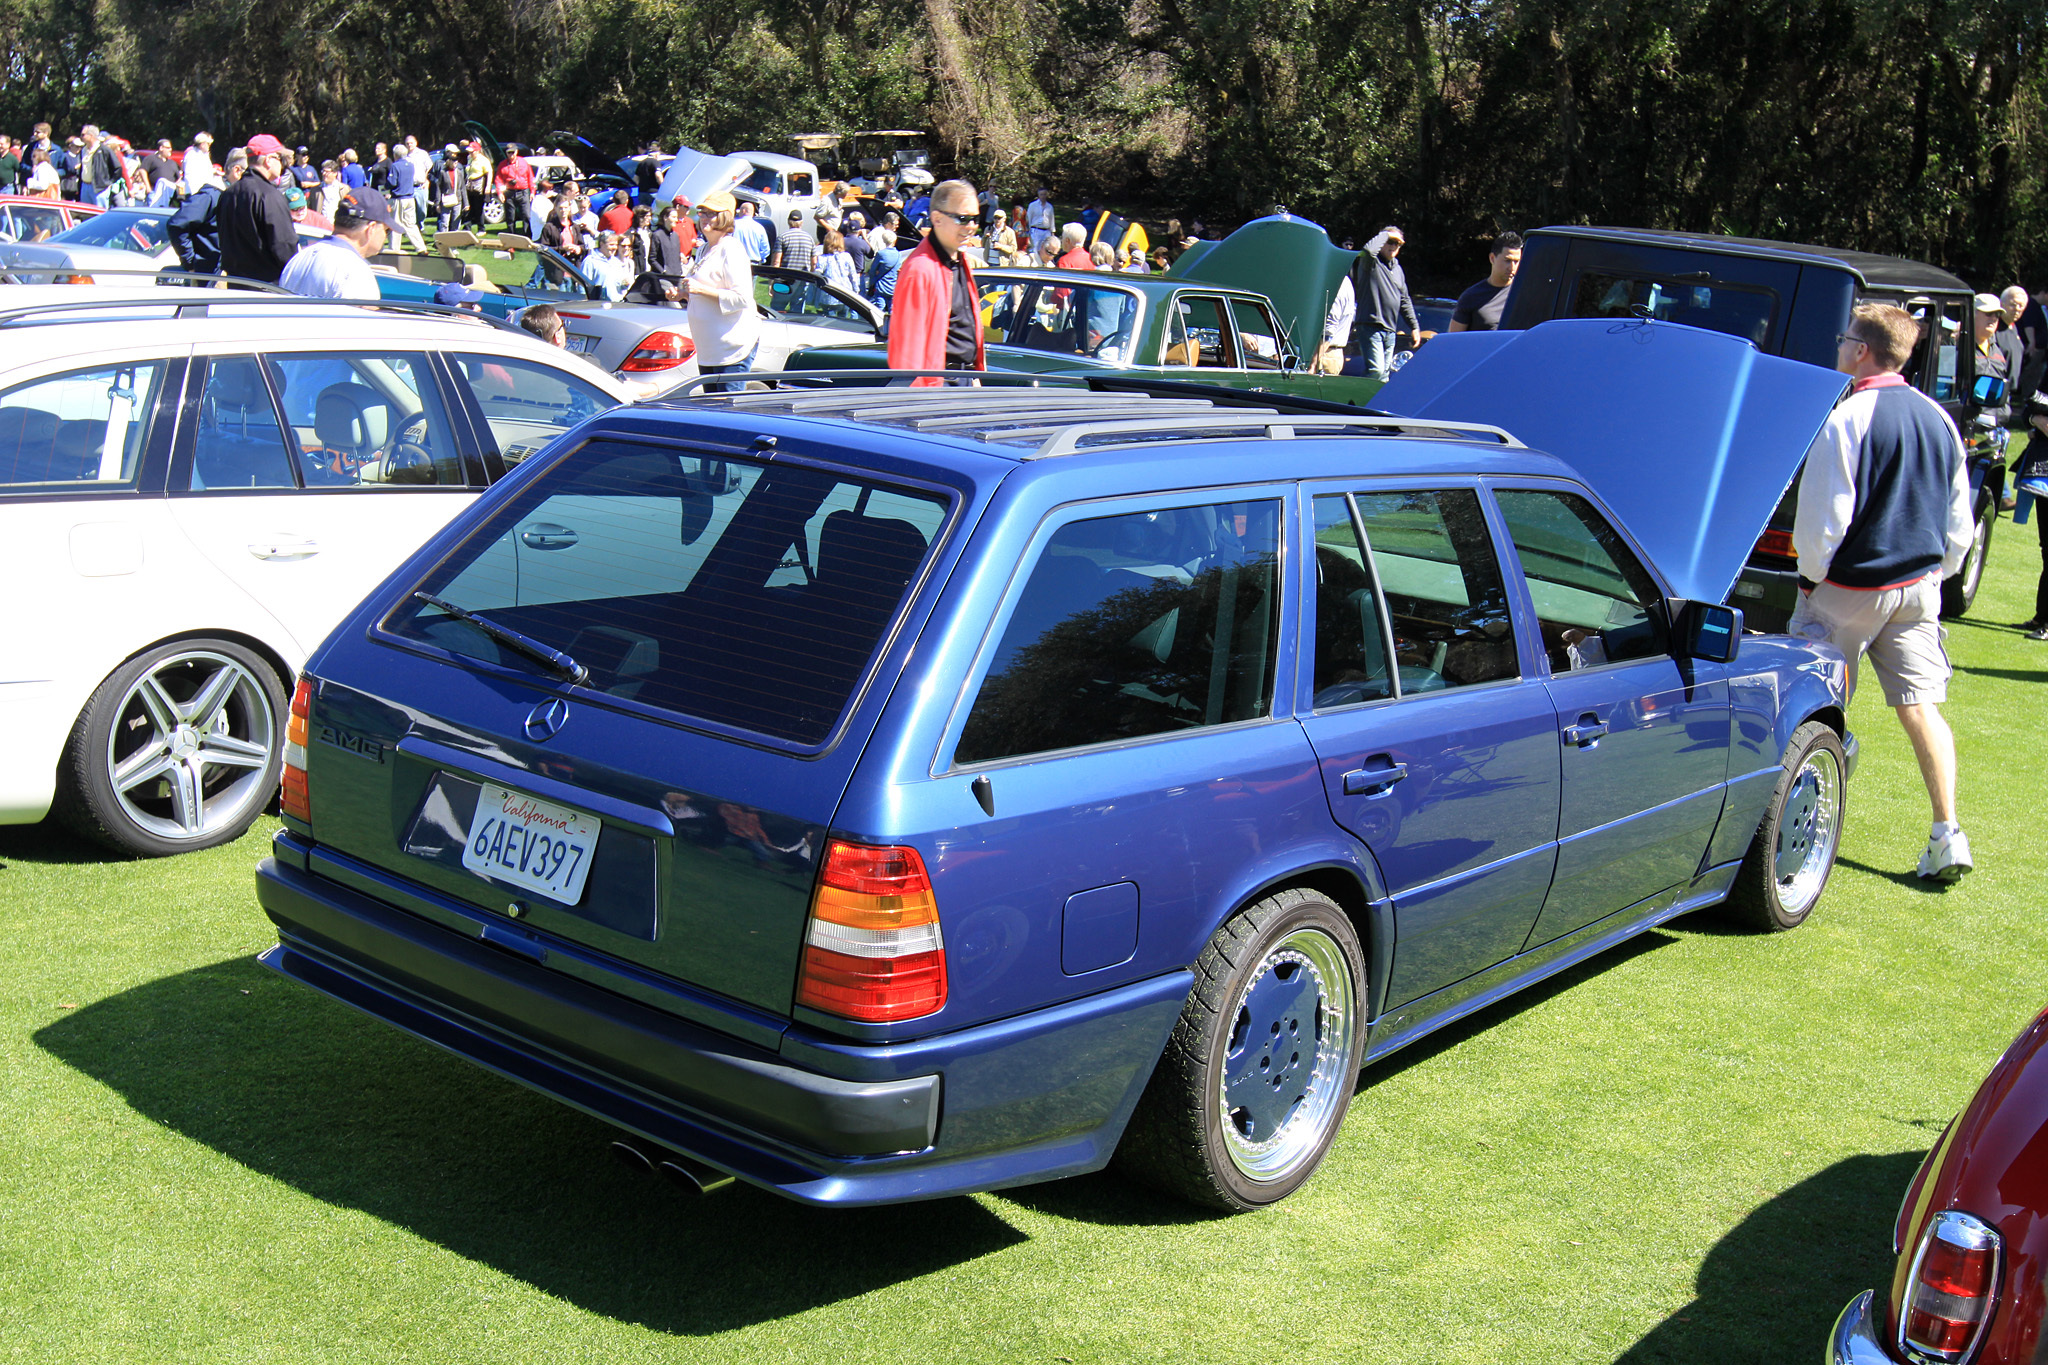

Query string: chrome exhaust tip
608 1139 657 1176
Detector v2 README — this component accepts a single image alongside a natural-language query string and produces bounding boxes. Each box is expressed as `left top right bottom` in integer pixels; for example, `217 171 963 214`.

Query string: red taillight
1754 527 1796 561
1901 1211 2000 1361
620 329 695 372
280 676 312 823
794 841 946 1022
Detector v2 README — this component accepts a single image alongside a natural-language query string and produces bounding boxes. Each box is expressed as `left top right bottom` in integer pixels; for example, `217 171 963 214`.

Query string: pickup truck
1499 226 1997 626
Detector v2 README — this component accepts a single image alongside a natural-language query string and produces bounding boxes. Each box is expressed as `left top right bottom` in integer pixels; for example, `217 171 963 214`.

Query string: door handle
248 538 318 559
1563 714 1609 748
1343 761 1408 796
520 522 579 551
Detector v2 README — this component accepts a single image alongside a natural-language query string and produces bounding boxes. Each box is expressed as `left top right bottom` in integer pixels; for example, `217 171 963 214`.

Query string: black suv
1501 227 1996 627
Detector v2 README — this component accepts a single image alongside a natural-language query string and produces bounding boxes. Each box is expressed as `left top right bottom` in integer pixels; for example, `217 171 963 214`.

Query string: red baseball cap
245 133 286 157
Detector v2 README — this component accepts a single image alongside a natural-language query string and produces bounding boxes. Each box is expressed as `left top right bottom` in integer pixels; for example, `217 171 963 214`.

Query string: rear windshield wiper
411 591 590 686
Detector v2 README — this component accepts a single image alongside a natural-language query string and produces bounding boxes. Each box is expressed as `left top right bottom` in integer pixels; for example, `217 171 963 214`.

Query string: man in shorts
1791 302 1976 879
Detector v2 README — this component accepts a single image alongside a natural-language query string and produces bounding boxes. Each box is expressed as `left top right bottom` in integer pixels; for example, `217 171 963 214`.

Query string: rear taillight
1900 1210 2001 1361
794 841 946 1022
620 330 695 372
1754 527 1796 561
280 677 312 823
59 273 92 285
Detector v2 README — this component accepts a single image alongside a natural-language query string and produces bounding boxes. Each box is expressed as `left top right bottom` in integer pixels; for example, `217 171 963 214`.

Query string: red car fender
1887 1006 2048 1362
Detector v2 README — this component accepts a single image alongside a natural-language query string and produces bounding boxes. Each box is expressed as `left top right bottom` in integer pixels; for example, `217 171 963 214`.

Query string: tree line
4 0 2043 289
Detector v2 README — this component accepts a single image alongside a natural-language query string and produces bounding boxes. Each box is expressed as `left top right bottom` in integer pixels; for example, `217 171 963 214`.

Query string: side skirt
1362 861 1741 1065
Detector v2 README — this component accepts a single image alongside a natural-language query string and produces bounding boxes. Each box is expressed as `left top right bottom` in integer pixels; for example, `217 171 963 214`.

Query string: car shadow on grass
33 955 1026 1334
0 820 126 866
1612 1149 1924 1364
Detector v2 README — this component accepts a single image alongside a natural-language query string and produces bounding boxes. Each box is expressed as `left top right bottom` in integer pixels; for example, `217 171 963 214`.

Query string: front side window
1229 298 1284 370
388 442 948 746
451 351 618 465
1324 489 1517 696
272 352 463 486
0 360 169 489
956 499 1281 764
1495 489 1664 671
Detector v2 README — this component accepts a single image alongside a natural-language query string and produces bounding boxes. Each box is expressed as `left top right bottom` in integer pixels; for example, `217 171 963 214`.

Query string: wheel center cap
170 726 200 759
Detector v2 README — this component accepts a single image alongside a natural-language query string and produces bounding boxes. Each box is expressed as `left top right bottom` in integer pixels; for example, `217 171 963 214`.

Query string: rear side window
388 442 947 745
956 499 1281 764
1314 489 1517 699
0 360 169 489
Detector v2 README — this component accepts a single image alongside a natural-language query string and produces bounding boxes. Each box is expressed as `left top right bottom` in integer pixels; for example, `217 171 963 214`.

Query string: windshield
979 275 1142 363
53 211 169 255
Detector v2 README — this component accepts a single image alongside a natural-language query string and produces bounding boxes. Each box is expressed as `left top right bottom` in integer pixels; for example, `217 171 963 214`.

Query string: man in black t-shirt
1449 231 1523 332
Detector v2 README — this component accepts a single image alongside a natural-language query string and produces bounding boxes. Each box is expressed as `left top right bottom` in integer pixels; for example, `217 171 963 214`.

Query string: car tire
53 639 286 857
1723 720 1847 932
1941 500 1994 618
1115 887 1366 1211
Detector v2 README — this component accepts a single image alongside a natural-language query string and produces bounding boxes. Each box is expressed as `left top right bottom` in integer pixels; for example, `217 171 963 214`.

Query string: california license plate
566 333 599 355
461 783 602 905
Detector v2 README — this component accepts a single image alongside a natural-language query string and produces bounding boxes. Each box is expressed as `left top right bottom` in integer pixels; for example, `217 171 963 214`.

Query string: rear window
386 440 948 745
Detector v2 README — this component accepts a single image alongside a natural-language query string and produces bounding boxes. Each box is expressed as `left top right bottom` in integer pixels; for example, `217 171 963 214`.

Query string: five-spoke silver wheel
58 640 285 856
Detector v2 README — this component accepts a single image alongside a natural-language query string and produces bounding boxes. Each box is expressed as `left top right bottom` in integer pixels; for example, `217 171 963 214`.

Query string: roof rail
1027 412 1524 459
667 369 1524 457
0 284 528 336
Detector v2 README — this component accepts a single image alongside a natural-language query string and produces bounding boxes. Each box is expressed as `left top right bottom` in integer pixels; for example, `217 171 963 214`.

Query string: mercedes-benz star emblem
524 698 569 741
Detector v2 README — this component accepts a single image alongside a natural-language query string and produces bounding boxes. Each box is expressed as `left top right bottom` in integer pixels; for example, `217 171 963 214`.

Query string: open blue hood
1372 319 1848 604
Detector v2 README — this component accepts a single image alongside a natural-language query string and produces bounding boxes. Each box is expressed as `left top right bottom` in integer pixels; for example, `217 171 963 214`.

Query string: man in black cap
219 134 299 283
279 186 397 299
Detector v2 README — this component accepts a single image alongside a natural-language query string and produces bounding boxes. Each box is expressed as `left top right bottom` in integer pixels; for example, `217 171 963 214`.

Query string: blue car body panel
1376 319 1851 603
255 342 1852 1205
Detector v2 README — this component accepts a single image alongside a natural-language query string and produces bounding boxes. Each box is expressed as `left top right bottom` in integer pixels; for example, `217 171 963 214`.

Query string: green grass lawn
6 527 2047 1362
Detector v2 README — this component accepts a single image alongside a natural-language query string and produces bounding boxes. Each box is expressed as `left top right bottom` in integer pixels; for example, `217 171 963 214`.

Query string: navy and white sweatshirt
1795 374 1971 589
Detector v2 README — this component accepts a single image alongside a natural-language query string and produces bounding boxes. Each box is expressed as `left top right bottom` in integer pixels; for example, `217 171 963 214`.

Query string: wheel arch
1190 841 1394 1023
111 627 300 699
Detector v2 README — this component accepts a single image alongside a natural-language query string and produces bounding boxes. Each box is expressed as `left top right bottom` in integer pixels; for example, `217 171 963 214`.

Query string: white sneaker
1917 829 1974 882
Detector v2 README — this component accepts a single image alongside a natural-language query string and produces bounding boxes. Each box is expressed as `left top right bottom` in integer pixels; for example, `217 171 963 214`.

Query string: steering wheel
1091 323 1133 360
386 412 433 481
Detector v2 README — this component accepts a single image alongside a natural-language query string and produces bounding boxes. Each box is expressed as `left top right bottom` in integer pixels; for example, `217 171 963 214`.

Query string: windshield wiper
412 592 589 686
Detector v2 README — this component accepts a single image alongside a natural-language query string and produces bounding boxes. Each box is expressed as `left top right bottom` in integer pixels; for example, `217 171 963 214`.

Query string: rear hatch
296 433 960 1023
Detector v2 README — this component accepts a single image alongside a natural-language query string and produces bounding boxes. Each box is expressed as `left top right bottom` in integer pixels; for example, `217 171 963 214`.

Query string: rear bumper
255 838 1188 1205
1828 1290 1896 1364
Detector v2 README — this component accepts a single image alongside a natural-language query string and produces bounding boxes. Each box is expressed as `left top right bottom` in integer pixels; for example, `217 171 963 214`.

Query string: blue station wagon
254 319 1857 1210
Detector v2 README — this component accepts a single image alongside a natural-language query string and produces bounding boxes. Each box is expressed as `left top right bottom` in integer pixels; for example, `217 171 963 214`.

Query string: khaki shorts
1786 576 1950 706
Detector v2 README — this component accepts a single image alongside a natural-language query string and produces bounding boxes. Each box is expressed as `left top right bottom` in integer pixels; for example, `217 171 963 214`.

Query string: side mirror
1677 600 1743 663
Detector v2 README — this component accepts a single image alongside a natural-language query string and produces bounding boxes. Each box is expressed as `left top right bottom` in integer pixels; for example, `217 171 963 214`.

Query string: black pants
2033 510 2048 625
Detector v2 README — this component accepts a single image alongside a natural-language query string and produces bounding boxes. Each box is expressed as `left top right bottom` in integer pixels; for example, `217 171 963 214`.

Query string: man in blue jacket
1791 303 1975 880
166 156 237 278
